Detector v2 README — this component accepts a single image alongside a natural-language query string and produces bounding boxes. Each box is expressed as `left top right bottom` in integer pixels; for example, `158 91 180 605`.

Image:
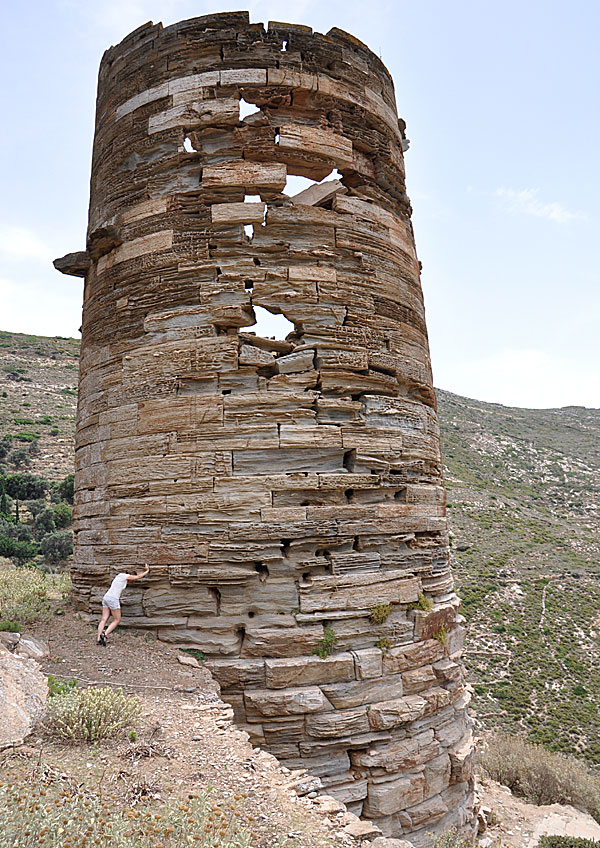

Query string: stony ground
479 778 600 847
4 611 360 848
5 610 600 847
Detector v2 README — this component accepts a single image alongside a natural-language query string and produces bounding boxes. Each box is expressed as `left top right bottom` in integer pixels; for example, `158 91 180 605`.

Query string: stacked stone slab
55 12 475 844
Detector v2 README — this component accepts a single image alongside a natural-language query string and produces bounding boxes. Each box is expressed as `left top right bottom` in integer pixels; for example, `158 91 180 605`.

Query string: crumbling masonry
55 12 475 844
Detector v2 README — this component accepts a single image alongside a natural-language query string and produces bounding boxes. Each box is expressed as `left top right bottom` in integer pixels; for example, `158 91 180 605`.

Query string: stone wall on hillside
56 12 475 844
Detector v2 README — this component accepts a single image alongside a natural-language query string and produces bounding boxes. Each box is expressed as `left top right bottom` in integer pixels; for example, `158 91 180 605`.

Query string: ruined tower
56 13 475 843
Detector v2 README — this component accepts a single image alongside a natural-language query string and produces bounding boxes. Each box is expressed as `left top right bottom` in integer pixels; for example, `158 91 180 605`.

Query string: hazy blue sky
1 0 598 408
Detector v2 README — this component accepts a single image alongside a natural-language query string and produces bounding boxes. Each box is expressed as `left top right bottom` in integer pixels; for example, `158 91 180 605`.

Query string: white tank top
105 572 129 601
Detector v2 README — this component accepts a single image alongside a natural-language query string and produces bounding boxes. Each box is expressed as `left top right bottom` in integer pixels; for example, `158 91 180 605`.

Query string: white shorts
102 595 121 610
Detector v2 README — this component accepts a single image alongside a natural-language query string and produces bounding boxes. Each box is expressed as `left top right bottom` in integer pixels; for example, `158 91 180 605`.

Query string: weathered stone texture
59 11 475 841
0 643 48 749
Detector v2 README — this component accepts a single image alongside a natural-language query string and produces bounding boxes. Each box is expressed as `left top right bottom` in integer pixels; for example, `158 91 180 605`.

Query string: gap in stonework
239 98 260 120
240 305 295 341
284 169 343 198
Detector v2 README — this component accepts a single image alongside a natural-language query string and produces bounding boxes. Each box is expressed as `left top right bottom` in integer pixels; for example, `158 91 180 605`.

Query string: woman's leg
97 607 110 640
104 608 121 636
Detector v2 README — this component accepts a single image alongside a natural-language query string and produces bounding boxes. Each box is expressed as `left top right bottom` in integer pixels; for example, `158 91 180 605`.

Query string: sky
0 0 598 409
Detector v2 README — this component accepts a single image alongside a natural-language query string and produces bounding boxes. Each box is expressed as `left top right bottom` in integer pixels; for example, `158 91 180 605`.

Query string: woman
96 564 149 645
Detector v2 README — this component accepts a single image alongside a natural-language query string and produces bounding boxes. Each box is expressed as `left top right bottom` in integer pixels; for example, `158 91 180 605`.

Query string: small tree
0 519 34 543
5 473 48 521
58 473 74 505
35 508 56 540
0 535 39 565
26 498 47 518
0 490 10 516
0 476 11 516
52 502 72 528
0 436 12 460
40 530 73 566
7 447 30 469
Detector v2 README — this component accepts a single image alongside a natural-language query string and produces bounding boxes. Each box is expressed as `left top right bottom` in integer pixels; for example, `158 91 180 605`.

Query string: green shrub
35 507 56 539
26 498 47 518
370 603 393 624
540 839 600 847
0 620 21 632
47 674 77 697
480 734 600 822
7 447 30 469
40 530 73 565
432 828 478 847
52 502 72 528
47 686 141 742
377 637 391 656
57 472 74 504
181 648 207 662
433 623 449 645
15 432 40 442
408 591 434 611
313 626 337 658
0 534 39 564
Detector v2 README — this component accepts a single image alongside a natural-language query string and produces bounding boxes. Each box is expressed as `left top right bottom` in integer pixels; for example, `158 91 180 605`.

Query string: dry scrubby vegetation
0 769 252 848
440 390 600 763
539 838 600 847
47 686 142 742
431 829 478 847
480 734 600 822
0 564 69 627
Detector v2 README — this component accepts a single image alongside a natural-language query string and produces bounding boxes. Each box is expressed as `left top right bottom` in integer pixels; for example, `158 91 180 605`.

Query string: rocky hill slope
2 330 599 763
439 390 600 763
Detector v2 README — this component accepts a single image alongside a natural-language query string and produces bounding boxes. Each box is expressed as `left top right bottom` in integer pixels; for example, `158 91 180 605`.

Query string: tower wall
69 13 475 843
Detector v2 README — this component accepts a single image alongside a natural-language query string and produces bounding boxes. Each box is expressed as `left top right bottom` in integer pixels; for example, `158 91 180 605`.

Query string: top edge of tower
100 11 394 89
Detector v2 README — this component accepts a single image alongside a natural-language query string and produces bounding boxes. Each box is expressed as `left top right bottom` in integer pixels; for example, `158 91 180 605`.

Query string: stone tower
55 12 475 844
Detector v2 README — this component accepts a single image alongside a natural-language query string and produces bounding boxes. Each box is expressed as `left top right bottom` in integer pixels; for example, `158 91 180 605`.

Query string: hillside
439 390 600 763
2 330 599 763
0 330 78 480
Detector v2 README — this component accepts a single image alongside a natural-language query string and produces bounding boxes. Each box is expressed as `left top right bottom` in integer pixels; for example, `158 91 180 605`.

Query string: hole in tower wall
209 587 221 616
183 136 197 153
285 169 343 198
343 449 356 472
281 40 288 52
239 98 260 120
254 563 269 583
244 224 254 239
240 305 295 342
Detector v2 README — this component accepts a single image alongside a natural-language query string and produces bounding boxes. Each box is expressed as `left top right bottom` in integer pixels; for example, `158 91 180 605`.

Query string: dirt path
5 612 357 848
